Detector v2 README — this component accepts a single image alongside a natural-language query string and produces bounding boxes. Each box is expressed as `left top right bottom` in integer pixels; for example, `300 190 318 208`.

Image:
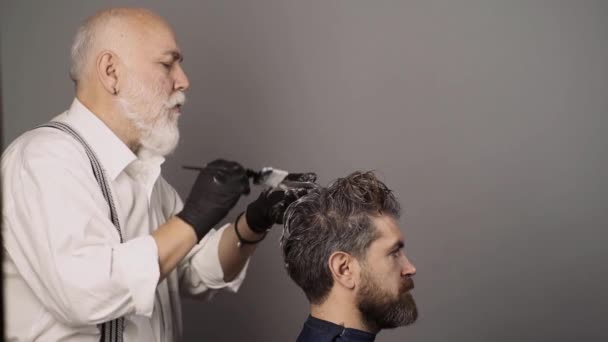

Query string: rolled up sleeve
113 236 160 317
178 224 249 297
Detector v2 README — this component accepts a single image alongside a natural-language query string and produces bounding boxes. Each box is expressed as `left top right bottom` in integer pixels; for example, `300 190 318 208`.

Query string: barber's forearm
218 213 263 282
151 217 198 280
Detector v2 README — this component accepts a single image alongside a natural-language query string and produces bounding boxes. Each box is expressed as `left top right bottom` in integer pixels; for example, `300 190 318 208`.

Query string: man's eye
161 62 172 69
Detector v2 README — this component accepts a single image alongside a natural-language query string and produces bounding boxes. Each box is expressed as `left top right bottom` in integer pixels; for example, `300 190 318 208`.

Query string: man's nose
173 63 190 91
402 256 416 277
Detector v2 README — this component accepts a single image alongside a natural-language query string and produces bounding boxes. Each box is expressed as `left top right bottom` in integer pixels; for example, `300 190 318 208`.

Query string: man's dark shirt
296 315 376 342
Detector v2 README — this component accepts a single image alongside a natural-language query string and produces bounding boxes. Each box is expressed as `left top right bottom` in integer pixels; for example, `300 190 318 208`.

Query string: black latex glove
245 172 317 233
177 159 250 241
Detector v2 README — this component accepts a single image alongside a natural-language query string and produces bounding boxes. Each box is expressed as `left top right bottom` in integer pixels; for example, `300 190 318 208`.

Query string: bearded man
2 7 314 341
281 171 418 341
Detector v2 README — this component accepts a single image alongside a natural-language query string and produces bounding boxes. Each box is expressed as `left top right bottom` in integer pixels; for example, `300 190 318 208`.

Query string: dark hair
281 171 400 304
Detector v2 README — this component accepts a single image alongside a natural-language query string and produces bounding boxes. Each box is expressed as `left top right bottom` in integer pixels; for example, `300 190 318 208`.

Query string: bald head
69 7 174 85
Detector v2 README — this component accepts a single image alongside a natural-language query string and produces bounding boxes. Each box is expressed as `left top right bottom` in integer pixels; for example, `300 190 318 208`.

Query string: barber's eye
161 62 172 70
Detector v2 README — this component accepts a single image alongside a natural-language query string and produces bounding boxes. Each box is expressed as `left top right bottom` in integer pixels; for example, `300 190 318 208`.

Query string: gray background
2 1 607 341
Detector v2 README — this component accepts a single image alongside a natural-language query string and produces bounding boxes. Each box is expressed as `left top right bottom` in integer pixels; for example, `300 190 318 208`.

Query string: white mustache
166 91 186 108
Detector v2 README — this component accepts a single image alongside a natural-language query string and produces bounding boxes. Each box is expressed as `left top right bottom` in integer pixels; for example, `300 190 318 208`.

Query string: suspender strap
39 121 125 342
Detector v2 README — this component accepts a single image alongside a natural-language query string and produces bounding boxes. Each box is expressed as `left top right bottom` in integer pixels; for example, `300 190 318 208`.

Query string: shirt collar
60 98 137 180
302 315 376 341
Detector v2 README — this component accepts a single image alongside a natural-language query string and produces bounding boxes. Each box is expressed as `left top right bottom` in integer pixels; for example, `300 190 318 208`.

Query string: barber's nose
174 63 190 91
402 256 416 277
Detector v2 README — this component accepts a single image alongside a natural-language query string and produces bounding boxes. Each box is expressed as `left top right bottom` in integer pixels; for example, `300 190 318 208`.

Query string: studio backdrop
2 1 607 341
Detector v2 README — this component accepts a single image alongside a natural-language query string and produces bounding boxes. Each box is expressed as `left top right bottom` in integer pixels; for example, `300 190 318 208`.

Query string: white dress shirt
2 99 248 341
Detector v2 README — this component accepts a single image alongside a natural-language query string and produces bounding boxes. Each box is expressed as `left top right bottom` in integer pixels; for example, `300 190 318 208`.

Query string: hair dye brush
183 165 318 190
246 167 318 190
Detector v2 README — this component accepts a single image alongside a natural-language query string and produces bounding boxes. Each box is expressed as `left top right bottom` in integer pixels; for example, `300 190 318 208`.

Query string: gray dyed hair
281 171 401 304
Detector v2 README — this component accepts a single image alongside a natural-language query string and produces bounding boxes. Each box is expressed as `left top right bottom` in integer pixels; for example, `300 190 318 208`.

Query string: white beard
118 77 186 158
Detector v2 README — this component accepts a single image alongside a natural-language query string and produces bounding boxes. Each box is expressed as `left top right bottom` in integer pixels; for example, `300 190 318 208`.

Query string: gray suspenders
39 121 125 342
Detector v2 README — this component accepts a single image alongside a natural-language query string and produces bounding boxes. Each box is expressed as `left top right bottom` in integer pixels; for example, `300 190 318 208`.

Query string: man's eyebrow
162 50 184 62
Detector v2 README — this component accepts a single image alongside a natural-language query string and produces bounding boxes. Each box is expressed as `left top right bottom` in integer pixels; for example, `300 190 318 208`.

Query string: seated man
281 171 418 341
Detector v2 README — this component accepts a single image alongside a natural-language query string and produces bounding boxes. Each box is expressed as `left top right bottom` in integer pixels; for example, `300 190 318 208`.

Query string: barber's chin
139 131 180 157
140 141 178 158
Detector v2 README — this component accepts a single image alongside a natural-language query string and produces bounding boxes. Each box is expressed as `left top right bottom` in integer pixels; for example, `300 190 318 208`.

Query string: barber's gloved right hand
177 159 250 241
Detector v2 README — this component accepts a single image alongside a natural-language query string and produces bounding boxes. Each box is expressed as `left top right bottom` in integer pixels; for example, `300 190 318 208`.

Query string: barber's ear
328 251 359 290
97 51 120 95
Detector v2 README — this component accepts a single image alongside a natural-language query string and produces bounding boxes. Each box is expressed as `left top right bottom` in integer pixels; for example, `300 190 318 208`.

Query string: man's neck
76 92 141 152
310 296 378 334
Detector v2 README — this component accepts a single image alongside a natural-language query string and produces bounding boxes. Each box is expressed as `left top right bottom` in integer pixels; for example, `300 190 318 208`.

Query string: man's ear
328 251 359 290
96 50 120 95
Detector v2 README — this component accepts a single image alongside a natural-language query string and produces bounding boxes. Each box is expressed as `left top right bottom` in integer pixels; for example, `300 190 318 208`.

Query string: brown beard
356 270 418 332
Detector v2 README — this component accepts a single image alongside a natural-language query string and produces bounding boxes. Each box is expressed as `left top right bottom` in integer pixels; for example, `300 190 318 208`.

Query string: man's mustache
166 91 186 108
401 277 415 293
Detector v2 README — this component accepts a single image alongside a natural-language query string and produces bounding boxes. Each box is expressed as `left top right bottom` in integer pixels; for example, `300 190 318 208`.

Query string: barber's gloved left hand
245 172 317 233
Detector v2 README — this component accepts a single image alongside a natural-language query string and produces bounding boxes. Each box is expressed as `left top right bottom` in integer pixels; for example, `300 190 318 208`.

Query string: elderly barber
2 7 314 342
